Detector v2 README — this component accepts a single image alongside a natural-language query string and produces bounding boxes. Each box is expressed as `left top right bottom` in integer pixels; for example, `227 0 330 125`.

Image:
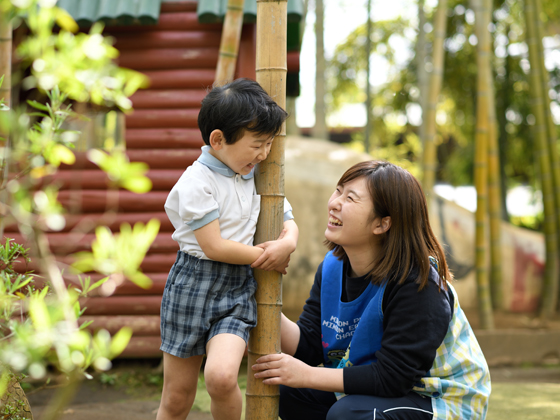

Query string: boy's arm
194 219 264 265
251 219 299 272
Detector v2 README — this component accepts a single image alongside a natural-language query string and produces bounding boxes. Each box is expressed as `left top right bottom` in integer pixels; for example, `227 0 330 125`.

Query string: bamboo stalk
484 0 503 310
533 0 560 266
214 0 246 85
0 17 12 240
312 0 327 140
364 0 372 153
246 1 287 419
524 0 559 318
421 0 448 198
417 0 428 147
473 0 494 329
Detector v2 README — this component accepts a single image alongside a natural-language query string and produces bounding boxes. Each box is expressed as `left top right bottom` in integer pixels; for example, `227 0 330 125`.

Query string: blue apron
320 251 387 369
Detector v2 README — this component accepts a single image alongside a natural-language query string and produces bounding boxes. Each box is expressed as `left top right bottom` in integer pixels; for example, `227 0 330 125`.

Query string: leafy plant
0 0 158 413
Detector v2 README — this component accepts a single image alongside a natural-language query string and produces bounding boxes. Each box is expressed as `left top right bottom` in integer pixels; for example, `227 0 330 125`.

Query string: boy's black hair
198 78 288 145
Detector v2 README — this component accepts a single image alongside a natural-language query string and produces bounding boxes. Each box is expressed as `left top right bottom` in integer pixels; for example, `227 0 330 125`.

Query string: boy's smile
208 129 274 175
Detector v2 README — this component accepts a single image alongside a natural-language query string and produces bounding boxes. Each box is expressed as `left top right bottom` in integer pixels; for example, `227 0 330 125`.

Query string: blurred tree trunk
496 25 512 222
246 0 287 418
421 0 447 199
214 0 246 85
364 0 372 153
524 0 559 318
313 0 328 140
484 0 503 310
416 0 428 146
534 0 560 299
473 0 494 329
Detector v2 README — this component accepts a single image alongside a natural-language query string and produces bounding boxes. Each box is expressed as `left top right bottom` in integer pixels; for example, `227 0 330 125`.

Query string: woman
252 161 490 420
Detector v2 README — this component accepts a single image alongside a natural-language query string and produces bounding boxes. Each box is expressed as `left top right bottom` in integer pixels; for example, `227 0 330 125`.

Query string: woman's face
325 176 377 251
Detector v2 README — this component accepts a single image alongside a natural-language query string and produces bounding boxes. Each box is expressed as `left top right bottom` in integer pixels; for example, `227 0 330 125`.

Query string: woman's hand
252 353 310 388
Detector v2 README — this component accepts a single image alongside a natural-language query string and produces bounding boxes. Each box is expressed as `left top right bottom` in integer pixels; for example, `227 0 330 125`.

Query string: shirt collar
198 145 255 179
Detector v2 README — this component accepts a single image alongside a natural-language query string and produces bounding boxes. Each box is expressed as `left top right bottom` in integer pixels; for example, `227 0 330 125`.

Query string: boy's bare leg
204 333 247 420
157 352 204 420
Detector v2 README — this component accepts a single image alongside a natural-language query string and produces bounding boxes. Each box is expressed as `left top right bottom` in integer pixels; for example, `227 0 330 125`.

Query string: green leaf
122 177 152 194
27 99 50 112
109 326 132 357
55 7 79 33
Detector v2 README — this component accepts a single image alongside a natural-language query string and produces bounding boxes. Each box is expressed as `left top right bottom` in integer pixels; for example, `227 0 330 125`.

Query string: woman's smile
328 215 343 227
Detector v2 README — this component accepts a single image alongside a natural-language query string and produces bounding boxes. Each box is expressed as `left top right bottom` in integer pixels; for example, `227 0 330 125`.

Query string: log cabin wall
7 0 298 358
5 1 252 358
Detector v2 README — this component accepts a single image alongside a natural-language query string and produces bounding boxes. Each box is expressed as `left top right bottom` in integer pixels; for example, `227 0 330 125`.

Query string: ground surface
23 311 560 419
24 363 560 420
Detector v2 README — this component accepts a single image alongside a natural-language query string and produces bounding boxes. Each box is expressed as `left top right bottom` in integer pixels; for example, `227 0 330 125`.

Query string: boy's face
209 130 274 175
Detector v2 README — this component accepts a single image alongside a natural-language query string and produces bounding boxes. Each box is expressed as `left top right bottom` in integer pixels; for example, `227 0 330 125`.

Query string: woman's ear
209 129 225 150
373 216 391 235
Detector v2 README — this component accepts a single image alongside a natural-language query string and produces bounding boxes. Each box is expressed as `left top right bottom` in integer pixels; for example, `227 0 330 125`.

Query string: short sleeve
176 177 220 230
283 197 294 221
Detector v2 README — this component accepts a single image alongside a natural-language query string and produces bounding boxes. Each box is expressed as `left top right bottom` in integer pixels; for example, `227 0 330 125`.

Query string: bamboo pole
484 0 503 310
533 0 560 264
246 1 287 419
312 0 327 140
417 0 428 147
214 0 246 85
421 0 448 199
0 17 12 240
473 0 494 329
364 0 372 153
524 0 559 318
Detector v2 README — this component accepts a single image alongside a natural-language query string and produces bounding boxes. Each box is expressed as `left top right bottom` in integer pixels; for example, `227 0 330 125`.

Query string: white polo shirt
165 145 294 260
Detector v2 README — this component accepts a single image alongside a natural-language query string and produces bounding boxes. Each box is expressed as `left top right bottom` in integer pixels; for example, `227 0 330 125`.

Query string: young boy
157 78 298 420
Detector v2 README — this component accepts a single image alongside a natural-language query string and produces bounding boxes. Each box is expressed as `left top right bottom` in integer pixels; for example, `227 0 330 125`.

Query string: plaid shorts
160 251 258 358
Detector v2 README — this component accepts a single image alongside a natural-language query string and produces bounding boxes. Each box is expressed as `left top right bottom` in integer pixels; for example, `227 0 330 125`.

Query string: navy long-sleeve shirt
294 261 453 397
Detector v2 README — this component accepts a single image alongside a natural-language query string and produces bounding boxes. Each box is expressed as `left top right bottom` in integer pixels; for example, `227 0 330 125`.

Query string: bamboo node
256 67 287 72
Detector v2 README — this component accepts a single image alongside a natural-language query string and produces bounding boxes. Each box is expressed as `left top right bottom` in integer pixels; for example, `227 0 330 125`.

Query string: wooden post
246 1 287 419
214 0 246 85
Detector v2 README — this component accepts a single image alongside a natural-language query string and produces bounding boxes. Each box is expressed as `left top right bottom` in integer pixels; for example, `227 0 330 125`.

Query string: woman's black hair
198 78 288 145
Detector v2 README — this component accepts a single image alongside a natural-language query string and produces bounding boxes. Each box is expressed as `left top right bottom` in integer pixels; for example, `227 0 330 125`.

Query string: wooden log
13 253 176 275
4 212 173 233
81 295 162 315
114 31 221 50
57 190 169 213
119 336 162 358
141 69 214 89
125 109 199 129
237 23 256 79
5 232 177 255
37 169 183 190
130 89 207 109
59 149 201 170
125 128 204 149
118 48 218 70
79 315 161 336
287 51 300 73
32 274 167 296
